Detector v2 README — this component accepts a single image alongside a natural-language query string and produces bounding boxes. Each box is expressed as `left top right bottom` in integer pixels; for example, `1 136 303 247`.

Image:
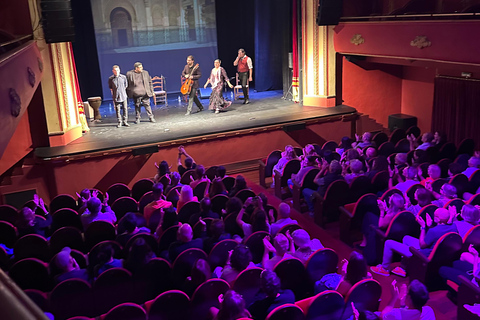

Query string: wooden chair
469 170 480 194
274 258 311 300
292 168 320 212
158 225 179 253
131 178 154 201
9 258 51 291
277 223 302 235
224 213 244 237
191 279 230 320
234 72 249 100
379 187 403 202
259 150 282 188
467 193 480 206
371 171 390 196
408 232 463 290
50 194 78 214
266 304 305 320
406 184 425 206
274 159 301 199
165 186 181 208
313 180 350 227
232 267 263 306
339 193 379 246
125 233 158 254
88 240 123 277
321 141 339 154
104 302 147 320
436 158 452 178
152 75 167 105
106 183 131 205
245 231 269 264
208 239 238 269
148 290 190 320
50 279 93 319
463 225 480 252
431 178 448 194
305 248 338 283
49 226 85 254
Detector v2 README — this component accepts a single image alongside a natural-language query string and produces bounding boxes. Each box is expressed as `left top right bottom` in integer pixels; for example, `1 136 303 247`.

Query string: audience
448 204 480 237
291 229 323 264
229 175 248 197
204 219 231 254
125 237 155 274
344 159 365 184
168 223 204 262
80 195 116 230
154 160 170 182
177 185 198 211
433 131 447 149
336 136 352 155
409 132 434 151
54 247 90 284
406 188 432 215
143 183 172 224
188 197 220 226
270 202 297 236
155 206 180 238
273 145 298 177
92 242 123 278
392 166 419 193
262 233 295 270
430 183 457 208
216 166 227 179
236 197 270 238
219 244 255 285
183 258 212 297
177 145 196 176
353 132 374 149
248 270 295 320
115 212 151 247
190 164 210 189
209 178 228 198
165 171 182 194
419 164 441 187
211 290 250 320
16 195 51 238
462 156 480 178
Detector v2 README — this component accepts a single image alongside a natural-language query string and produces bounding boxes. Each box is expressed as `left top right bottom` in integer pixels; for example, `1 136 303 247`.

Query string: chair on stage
152 76 167 105
234 73 249 100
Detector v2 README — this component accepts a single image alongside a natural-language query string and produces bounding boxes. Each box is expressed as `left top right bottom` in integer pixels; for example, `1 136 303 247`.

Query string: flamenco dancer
204 59 234 114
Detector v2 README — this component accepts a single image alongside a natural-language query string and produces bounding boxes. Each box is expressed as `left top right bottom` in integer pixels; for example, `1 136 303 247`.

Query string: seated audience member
211 290 250 320
153 160 170 183
408 132 434 151
290 156 318 186
188 197 220 226
219 244 255 285
236 197 270 239
248 270 295 320
429 183 457 208
228 175 249 198
303 144 318 159
165 171 183 194
371 208 457 277
363 146 377 162
412 149 428 166
177 145 196 176
154 207 180 238
449 204 480 237
168 223 204 262
336 136 352 156
143 183 172 224
209 178 228 198
315 252 371 296
392 166 418 193
76 188 91 213
433 131 447 149
394 153 408 171
125 237 155 274
183 258 212 297
291 229 323 264
222 197 243 219
448 162 464 178
16 195 51 238
440 244 479 287
270 202 298 236
381 279 435 319
93 242 123 278
190 164 210 189
115 212 151 247
367 156 389 180
406 188 432 215
177 185 198 211
353 132 374 149
262 233 295 270
204 219 232 254
302 160 344 213
273 145 298 176
81 195 116 230
344 159 365 184
462 156 480 179
419 164 441 187
216 166 227 179
54 247 90 284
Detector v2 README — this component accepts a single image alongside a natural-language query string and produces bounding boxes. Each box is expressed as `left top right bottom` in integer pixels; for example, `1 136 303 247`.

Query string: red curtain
292 0 299 102
432 76 480 148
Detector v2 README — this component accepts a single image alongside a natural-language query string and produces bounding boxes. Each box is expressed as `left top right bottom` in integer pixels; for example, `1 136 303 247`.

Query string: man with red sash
233 48 253 104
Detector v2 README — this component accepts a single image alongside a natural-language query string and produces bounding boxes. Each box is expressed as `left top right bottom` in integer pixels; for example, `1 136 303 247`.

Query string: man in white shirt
462 156 480 178
270 203 298 236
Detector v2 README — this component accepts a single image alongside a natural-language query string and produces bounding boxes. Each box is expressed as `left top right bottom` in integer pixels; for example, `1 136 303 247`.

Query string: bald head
278 203 290 219
178 223 193 243
434 208 450 224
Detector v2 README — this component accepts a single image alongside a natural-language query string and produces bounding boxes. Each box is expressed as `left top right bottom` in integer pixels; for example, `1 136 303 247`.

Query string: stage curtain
254 0 291 92
292 0 299 102
432 76 480 147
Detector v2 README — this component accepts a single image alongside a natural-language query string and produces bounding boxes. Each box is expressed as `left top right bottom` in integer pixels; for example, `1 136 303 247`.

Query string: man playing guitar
181 55 204 115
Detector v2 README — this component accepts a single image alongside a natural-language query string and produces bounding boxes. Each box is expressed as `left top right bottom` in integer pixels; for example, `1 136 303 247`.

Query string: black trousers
187 88 203 113
238 71 249 100
133 94 154 120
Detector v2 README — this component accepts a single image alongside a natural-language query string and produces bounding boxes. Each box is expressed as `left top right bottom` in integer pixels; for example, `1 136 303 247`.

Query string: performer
126 62 156 123
182 55 204 115
108 65 129 128
233 48 253 104
204 59 233 114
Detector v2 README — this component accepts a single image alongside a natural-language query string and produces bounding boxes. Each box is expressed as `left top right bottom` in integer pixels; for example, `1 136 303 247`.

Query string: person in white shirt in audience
343 159 365 184
462 156 480 179
448 204 480 238
270 203 298 236
392 166 419 194
262 232 295 270
429 183 457 208
352 132 374 149
408 132 435 151
291 229 323 264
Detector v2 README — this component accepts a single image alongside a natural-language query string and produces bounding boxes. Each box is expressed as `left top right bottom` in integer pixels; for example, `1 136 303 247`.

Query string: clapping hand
469 244 479 257
103 192 109 206
425 213 433 227
417 215 426 228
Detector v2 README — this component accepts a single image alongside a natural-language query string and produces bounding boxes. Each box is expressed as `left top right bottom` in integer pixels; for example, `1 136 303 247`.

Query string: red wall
0 0 32 36
342 58 402 127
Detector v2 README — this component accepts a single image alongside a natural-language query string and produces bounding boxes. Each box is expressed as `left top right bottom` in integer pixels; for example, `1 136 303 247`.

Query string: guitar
180 63 199 95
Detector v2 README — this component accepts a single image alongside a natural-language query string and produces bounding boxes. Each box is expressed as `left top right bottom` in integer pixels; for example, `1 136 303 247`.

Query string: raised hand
417 215 426 228
469 244 479 256
425 213 433 227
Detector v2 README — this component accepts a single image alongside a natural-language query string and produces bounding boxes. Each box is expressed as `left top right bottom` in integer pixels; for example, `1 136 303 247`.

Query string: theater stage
35 91 357 161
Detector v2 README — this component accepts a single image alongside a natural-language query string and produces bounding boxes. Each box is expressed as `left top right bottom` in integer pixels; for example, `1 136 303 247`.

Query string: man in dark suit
126 62 156 123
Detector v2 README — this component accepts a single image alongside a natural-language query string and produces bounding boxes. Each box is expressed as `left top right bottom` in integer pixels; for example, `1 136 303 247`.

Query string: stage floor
35 91 356 159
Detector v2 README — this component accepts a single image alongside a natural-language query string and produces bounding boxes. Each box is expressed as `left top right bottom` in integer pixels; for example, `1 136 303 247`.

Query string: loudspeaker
388 114 417 132
198 88 212 99
288 53 293 69
132 146 159 156
316 0 343 26
283 122 306 132
41 0 75 43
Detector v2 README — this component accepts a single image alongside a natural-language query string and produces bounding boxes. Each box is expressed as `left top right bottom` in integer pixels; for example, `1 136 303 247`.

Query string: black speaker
283 122 306 132
132 146 159 156
388 114 417 132
316 0 343 26
41 0 75 43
